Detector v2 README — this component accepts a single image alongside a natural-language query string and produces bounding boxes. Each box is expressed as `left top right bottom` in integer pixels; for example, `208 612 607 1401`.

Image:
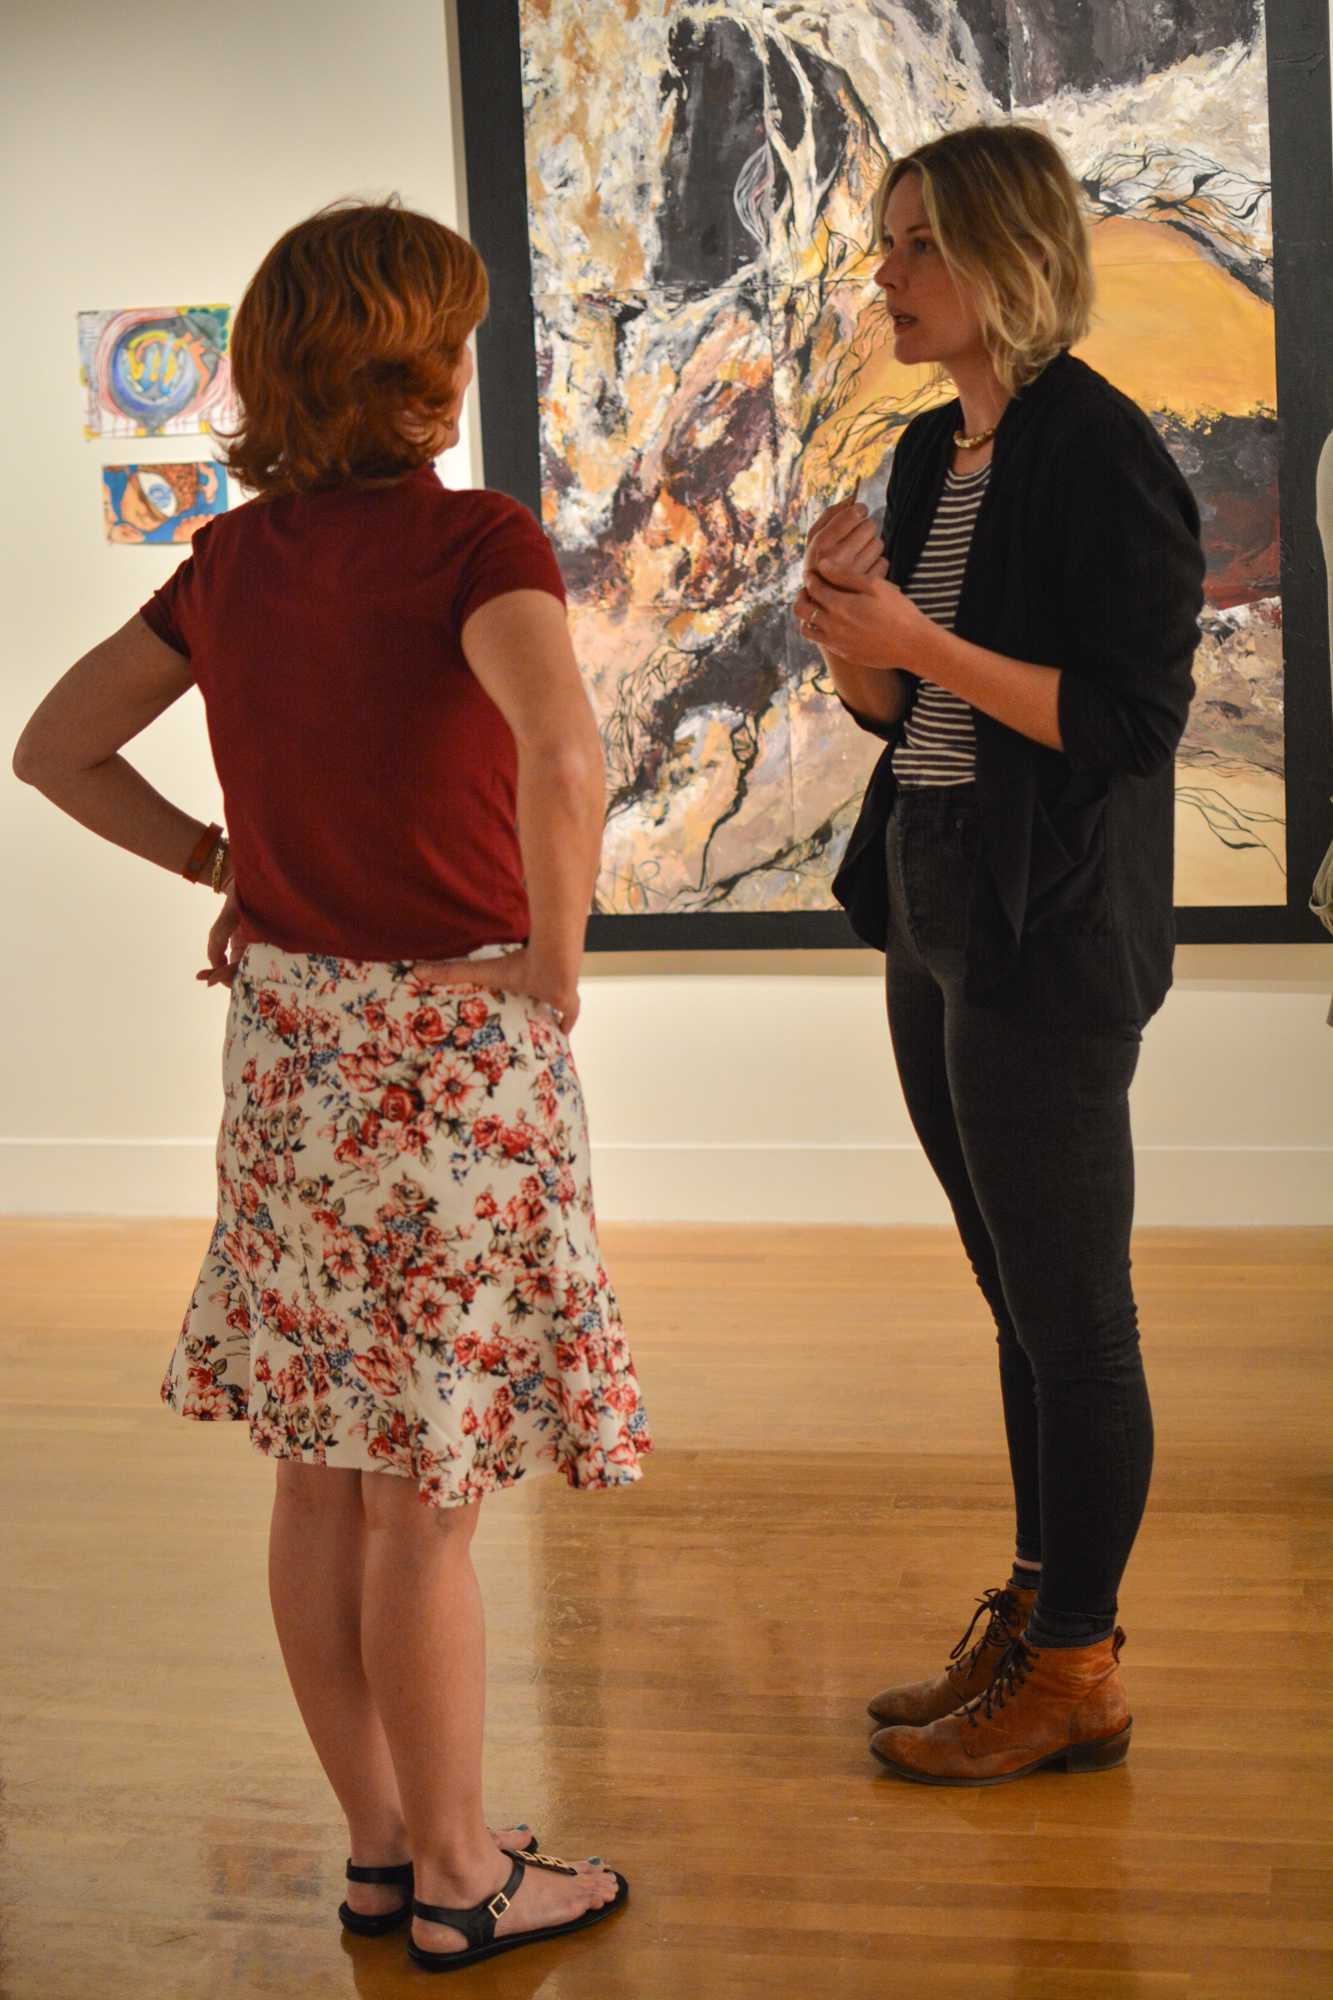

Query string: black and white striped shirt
891 462 990 787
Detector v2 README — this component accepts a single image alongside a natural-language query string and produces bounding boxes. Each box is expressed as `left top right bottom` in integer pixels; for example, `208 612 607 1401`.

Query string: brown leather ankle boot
867 1582 1037 1727
870 1627 1132 1785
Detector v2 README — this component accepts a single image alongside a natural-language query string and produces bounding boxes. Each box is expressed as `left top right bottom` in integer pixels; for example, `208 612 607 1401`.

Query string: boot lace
960 1634 1040 1728
948 1587 1022 1678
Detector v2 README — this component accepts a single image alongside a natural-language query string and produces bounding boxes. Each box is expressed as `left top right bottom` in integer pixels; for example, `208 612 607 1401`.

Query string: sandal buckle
487 1890 511 1919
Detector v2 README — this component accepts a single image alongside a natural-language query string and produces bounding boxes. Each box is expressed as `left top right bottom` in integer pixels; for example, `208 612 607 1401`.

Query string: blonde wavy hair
877 123 1094 395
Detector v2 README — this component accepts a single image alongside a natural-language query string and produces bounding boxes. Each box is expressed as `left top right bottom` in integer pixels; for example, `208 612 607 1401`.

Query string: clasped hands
793 498 930 669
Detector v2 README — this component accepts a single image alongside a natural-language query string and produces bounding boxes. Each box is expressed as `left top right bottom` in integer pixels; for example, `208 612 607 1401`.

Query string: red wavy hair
221 198 488 498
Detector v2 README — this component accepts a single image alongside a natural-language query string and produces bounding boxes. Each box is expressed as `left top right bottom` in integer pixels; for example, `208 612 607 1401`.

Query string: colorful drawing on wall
504 0 1283 920
101 462 228 545
78 306 234 439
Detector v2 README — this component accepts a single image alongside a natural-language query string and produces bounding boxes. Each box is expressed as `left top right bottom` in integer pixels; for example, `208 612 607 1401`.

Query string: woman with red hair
14 199 644 1972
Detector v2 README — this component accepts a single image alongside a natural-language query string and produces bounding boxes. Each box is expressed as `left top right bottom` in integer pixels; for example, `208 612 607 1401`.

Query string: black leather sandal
338 1834 539 1936
406 1846 629 1973
339 1859 416 1938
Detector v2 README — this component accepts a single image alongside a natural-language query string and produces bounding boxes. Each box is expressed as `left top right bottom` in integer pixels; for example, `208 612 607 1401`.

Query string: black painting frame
455 0 1332 950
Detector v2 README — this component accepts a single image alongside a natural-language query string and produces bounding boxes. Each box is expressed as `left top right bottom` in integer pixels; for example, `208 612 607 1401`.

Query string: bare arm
12 612 218 875
449 587 605 1030
803 562 1066 754
913 622 1062 753
821 648 912 731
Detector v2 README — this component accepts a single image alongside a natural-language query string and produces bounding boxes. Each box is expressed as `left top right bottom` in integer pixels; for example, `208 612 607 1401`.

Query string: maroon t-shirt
140 466 566 961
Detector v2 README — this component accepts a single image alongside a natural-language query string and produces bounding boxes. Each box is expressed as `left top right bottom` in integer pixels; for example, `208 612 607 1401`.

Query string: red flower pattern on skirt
162 946 652 1507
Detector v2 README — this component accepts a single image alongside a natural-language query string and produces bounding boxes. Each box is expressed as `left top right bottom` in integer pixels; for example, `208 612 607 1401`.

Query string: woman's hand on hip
413 948 581 1034
197 879 242 989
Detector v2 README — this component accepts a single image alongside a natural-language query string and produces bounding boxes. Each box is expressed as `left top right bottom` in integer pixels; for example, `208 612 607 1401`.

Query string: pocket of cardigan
1027 785 1110 931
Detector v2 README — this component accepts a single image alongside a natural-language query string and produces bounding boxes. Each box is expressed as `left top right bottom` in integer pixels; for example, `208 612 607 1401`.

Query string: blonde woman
15 200 645 1970
795 124 1205 1783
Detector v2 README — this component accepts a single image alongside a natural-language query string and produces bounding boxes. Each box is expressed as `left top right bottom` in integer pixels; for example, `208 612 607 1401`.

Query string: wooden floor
2 1222 1330 2000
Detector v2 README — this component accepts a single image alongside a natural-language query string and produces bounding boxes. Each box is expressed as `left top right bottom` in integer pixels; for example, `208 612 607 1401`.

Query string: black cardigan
831 350 1207 1028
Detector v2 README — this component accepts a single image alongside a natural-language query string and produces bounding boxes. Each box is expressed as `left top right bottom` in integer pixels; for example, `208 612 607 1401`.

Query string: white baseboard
0 1139 1328 1225
0 1140 221 1218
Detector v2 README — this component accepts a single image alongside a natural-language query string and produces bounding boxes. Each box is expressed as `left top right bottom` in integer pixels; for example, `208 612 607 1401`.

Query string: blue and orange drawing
101 462 229 545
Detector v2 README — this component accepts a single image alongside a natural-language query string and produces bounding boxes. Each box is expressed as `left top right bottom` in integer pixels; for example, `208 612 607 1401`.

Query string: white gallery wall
3 0 1331 1225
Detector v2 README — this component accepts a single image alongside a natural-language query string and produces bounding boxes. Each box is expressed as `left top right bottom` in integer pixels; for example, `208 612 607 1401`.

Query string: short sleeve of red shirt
139 540 206 658
453 499 566 636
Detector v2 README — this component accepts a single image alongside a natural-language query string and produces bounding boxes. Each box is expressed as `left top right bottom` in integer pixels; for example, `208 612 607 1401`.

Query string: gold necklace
953 421 999 450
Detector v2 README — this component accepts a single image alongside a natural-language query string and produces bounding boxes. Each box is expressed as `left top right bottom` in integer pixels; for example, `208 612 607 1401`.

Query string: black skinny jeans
884 782 1153 1647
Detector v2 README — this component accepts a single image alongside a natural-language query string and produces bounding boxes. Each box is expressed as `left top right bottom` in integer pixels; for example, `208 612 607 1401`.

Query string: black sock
1024 1603 1117 1650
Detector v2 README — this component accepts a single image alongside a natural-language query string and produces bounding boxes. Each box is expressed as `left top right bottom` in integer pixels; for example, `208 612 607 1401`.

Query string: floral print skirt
162 944 652 1507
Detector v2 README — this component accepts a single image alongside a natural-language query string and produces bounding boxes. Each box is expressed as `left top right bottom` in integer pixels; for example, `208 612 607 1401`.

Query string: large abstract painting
458 0 1332 946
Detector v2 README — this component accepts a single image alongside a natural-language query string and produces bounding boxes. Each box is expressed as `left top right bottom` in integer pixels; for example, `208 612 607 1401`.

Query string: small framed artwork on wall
101 462 229 545
78 305 235 441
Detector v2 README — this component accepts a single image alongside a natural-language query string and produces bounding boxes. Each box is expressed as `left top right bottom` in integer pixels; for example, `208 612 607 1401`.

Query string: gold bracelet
209 835 231 893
